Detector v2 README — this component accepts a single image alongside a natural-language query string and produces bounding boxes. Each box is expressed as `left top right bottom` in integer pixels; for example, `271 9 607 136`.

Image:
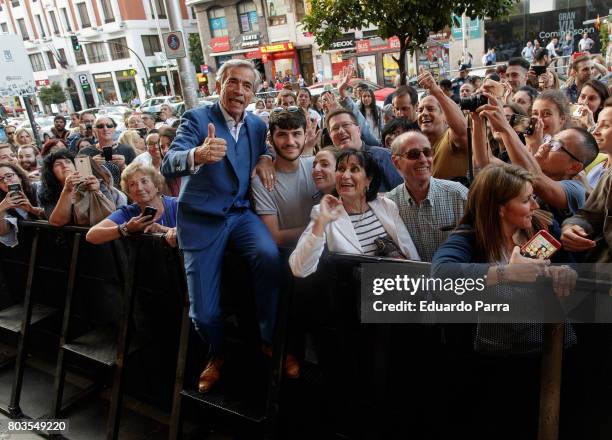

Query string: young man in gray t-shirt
251 109 319 246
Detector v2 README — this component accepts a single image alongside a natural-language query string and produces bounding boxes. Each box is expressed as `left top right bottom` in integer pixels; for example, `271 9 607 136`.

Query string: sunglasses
271 106 301 113
95 123 115 129
543 135 582 163
395 147 433 160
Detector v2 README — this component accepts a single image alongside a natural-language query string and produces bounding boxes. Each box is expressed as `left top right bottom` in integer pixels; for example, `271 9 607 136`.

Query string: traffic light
71 36 81 52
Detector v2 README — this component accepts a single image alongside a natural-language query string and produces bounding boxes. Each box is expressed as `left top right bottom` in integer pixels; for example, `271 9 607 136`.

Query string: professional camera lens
459 94 488 112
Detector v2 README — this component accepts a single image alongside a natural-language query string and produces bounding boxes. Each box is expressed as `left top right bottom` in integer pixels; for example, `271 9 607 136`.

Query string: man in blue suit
161 59 279 392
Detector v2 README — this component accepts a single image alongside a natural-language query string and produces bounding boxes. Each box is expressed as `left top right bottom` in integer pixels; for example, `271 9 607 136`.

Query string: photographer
68 111 96 153
86 163 177 248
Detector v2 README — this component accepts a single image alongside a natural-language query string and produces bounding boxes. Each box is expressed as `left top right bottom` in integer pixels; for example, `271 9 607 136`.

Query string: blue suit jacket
161 103 269 250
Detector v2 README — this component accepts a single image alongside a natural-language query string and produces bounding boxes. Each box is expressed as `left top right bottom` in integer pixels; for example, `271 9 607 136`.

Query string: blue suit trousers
183 210 280 355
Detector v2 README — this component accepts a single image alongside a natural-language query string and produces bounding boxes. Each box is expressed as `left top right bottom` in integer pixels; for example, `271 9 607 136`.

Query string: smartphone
102 146 113 162
142 206 157 219
524 117 537 136
7 183 21 198
570 104 583 118
510 114 531 134
520 230 562 260
531 65 547 76
483 78 504 98
75 156 93 177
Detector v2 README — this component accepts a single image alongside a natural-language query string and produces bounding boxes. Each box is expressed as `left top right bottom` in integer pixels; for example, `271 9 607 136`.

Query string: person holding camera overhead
416 68 468 181
86 163 177 248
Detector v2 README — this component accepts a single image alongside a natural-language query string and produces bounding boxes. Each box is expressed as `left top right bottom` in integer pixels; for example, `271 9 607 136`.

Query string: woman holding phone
0 162 44 247
86 163 177 247
38 149 124 226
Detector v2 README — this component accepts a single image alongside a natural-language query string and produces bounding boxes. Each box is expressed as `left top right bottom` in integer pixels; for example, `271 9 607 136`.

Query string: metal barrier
0 222 610 439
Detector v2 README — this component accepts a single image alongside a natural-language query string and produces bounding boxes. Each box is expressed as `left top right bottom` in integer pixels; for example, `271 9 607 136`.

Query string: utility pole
151 0 176 97
164 0 198 110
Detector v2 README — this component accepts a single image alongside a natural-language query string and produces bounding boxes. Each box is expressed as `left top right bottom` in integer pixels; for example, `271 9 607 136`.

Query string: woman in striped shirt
290 149 420 277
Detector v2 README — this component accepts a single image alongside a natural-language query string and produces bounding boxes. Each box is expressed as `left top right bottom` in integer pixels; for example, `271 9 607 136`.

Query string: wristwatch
118 222 130 237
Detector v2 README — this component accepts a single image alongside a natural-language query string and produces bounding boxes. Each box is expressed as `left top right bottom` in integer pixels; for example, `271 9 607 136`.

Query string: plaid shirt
385 178 468 261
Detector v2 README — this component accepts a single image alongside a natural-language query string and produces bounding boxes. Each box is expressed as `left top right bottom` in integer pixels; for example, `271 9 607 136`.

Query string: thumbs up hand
195 123 227 165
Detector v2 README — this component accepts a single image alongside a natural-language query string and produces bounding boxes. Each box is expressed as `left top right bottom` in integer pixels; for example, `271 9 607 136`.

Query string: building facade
0 0 199 112
188 0 317 87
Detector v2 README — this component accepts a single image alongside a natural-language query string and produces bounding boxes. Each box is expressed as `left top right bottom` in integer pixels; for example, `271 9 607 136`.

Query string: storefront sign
537 10 595 39
211 36 231 53
241 33 260 48
451 14 481 39
35 79 50 87
200 64 209 74
151 66 178 73
245 49 262 59
355 36 400 53
329 34 355 50
260 42 294 54
117 69 136 78
93 73 112 80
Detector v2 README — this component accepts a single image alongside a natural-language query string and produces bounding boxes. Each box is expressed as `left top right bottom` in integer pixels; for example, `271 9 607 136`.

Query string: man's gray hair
216 59 261 90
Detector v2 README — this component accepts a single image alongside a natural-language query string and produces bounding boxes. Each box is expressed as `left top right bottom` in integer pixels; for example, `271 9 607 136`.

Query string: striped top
349 209 388 255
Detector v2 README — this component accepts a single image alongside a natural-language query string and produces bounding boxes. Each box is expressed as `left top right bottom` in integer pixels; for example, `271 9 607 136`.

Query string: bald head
391 130 430 155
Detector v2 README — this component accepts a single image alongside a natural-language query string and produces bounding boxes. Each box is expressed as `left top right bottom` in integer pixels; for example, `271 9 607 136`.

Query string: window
74 47 86 65
237 2 258 33
1 23 8 33
46 51 56 69
61 8 71 32
77 3 91 28
85 42 108 63
295 0 306 22
101 0 115 23
150 0 166 19
29 53 45 72
11 0 19 6
36 15 46 38
141 35 161 56
208 7 228 38
108 37 128 59
58 48 67 66
50 11 60 34
267 0 287 26
17 18 29 41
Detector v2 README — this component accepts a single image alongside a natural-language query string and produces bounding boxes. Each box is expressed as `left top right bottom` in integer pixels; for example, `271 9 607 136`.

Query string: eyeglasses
146 141 159 146
395 147 433 160
543 135 582 163
0 172 16 183
95 123 115 129
271 106 301 113
329 122 358 134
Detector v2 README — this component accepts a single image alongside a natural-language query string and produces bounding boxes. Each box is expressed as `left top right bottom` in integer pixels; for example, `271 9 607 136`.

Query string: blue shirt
107 196 178 227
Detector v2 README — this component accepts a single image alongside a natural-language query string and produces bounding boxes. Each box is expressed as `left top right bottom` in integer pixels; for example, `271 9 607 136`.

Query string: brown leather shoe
262 345 300 379
198 357 224 393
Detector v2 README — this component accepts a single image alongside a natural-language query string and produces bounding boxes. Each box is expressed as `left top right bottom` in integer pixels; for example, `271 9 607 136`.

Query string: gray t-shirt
251 156 318 230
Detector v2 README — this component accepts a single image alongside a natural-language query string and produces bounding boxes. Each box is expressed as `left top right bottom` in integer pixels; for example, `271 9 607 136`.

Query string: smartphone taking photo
520 230 562 260
142 206 157 219
7 183 21 198
75 156 93 177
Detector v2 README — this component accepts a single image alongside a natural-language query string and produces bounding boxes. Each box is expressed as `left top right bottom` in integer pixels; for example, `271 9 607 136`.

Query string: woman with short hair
290 149 420 277
86 163 177 247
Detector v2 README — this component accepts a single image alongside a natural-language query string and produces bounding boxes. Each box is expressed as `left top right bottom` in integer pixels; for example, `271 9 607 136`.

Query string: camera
85 123 93 131
137 128 148 139
459 94 488 112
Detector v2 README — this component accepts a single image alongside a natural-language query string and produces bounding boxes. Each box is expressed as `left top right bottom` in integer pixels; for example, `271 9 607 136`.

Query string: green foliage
38 82 67 105
303 0 518 83
600 21 608 57
188 33 204 69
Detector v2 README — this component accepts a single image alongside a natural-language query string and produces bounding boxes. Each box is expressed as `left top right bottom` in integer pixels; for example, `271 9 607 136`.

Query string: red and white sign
245 49 262 59
210 36 231 53
35 79 50 87
355 36 400 53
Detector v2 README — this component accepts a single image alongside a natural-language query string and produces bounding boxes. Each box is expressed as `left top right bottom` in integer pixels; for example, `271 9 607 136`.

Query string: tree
38 82 67 106
302 0 519 85
188 33 204 70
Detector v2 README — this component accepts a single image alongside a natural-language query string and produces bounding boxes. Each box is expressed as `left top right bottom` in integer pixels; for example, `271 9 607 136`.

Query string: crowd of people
0 47 611 436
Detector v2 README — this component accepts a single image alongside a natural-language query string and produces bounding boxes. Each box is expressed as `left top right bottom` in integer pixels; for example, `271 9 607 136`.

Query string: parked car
138 96 182 115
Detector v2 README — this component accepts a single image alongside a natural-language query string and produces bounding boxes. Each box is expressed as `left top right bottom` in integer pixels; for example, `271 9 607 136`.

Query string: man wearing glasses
479 100 599 224
161 59 278 393
387 131 467 262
